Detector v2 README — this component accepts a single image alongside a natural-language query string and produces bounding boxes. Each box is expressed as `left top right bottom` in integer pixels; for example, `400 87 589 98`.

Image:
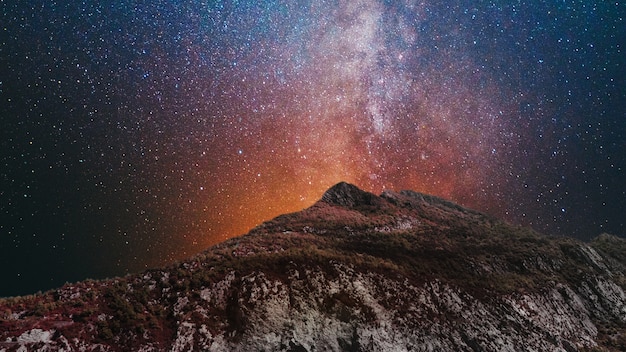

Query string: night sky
1 0 624 297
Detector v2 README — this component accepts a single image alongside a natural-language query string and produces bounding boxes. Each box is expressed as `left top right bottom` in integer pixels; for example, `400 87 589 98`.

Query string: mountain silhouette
1 182 625 351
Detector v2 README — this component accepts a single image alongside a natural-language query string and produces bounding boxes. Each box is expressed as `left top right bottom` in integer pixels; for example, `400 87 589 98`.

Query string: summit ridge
319 181 380 208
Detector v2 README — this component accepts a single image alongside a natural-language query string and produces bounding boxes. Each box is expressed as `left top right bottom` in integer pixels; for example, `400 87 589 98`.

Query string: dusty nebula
1 0 624 296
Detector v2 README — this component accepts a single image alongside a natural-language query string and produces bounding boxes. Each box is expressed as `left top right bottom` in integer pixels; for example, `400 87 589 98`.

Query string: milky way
1 0 625 296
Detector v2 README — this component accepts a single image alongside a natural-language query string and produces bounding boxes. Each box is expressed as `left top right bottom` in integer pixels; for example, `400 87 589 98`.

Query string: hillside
1 182 625 351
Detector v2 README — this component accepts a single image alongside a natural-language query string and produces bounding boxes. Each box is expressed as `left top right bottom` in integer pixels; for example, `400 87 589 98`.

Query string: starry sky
1 0 624 297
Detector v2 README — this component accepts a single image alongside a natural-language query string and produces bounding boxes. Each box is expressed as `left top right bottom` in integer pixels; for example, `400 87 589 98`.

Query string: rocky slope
1 182 625 351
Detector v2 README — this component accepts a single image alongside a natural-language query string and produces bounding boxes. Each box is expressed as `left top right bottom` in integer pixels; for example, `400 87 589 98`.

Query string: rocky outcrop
1 182 625 351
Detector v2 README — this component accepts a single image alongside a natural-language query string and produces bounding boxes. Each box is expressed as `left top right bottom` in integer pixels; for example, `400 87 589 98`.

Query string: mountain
1 182 625 351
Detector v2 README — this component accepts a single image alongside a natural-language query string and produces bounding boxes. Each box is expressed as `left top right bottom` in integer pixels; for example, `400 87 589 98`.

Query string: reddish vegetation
1 182 625 351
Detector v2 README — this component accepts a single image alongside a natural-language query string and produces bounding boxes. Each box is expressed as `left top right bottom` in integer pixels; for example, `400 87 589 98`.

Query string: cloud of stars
1 0 624 296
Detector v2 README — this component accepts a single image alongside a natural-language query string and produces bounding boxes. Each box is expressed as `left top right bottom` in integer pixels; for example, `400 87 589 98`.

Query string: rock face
1 182 625 351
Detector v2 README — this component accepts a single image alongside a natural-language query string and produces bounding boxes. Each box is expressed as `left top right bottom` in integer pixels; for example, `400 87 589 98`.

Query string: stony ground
1 182 625 351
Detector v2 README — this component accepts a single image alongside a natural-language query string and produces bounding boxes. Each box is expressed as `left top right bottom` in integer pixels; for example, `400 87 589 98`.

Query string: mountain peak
320 182 381 208
1 183 625 351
